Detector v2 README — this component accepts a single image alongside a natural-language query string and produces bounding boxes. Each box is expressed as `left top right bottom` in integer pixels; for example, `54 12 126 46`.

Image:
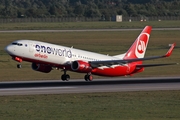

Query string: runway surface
0 77 180 96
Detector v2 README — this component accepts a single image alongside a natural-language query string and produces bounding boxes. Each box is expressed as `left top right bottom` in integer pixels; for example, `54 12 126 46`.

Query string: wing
136 63 178 68
89 43 176 68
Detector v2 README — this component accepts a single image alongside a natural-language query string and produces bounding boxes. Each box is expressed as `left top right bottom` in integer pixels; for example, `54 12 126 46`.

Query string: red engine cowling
71 60 92 73
31 63 52 73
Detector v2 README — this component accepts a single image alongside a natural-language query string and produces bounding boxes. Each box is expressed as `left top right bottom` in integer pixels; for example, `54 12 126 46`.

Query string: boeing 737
5 26 176 81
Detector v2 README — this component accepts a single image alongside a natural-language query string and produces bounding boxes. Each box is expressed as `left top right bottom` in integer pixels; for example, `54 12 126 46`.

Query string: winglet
164 43 175 57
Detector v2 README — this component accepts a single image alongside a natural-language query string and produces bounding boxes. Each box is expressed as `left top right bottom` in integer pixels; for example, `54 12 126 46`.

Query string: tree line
0 0 180 20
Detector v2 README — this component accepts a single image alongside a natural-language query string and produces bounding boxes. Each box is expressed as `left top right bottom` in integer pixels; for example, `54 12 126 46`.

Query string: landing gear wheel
84 75 88 81
61 74 70 81
61 68 70 81
65 74 70 81
17 64 21 68
84 74 93 81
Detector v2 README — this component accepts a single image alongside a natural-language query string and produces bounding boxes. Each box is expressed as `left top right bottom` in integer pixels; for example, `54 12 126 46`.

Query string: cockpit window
12 42 23 46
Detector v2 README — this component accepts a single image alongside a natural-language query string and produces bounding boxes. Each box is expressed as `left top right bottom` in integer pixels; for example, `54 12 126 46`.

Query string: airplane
5 26 176 81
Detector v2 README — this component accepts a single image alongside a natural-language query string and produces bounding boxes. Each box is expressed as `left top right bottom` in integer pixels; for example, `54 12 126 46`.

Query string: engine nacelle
71 60 92 73
31 63 52 73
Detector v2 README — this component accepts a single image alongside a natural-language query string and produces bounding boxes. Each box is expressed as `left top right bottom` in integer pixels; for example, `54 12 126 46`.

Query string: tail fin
123 26 152 59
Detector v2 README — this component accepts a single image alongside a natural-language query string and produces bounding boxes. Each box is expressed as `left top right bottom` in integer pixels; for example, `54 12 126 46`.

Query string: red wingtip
165 43 175 57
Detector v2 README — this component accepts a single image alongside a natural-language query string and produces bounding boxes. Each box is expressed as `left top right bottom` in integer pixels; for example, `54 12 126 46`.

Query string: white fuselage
5 40 125 67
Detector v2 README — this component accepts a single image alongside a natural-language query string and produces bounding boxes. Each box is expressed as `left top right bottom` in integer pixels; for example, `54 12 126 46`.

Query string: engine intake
31 63 52 73
71 60 92 73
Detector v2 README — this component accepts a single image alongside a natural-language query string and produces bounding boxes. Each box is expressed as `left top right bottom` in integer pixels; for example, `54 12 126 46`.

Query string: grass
0 30 180 81
0 91 180 120
1 21 180 30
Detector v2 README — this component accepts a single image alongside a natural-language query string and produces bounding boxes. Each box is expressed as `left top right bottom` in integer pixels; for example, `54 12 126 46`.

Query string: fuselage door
29 43 34 53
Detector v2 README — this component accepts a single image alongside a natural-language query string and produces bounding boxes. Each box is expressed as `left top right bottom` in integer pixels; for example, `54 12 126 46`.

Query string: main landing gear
61 68 93 81
61 68 70 81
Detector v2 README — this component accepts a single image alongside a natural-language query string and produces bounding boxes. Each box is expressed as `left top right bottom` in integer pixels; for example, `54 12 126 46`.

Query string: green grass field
1 21 180 30
1 91 180 120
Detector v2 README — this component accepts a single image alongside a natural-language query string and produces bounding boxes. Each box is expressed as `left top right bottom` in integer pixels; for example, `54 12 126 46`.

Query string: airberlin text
34 53 48 59
35 44 72 58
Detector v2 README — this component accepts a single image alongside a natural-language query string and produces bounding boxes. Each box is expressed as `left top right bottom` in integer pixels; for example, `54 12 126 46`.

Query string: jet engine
71 60 92 73
31 63 52 73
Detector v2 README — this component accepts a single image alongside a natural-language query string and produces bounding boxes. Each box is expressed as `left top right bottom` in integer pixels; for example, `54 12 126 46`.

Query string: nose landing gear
17 64 22 68
13 57 22 69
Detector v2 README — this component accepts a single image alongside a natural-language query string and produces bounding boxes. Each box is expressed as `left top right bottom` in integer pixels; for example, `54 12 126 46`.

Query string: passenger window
12 42 18 45
17 43 23 46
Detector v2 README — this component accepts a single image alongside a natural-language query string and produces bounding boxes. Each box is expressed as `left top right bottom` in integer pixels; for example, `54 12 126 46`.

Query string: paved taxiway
0 77 180 96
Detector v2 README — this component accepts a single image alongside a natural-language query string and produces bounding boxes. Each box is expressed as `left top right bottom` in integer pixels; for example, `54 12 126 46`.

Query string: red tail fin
123 26 152 59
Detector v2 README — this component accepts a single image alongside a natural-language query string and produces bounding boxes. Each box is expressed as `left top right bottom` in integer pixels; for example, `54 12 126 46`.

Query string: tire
17 64 21 68
65 74 70 81
84 75 89 81
61 74 66 81
61 74 70 81
88 75 93 81
84 75 93 81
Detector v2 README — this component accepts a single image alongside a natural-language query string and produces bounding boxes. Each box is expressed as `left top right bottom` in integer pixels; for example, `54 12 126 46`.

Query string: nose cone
5 45 13 54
